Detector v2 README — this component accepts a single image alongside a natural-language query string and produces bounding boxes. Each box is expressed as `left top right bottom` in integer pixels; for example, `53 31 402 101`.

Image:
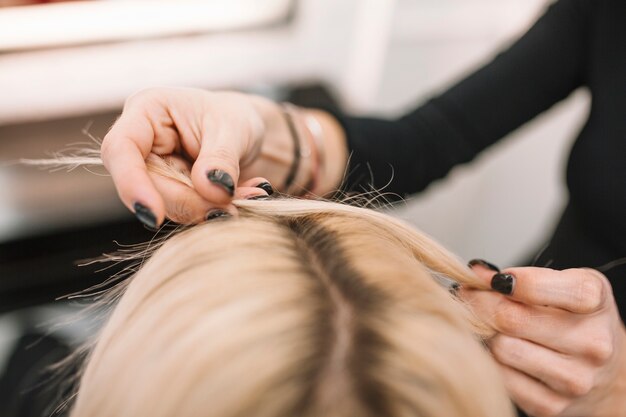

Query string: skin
101 87 347 224
102 87 626 416
464 265 626 417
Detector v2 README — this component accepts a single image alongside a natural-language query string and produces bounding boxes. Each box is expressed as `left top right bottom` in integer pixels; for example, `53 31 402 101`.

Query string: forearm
335 0 587 196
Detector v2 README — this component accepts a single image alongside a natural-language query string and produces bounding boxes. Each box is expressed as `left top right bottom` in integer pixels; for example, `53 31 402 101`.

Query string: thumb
191 122 252 206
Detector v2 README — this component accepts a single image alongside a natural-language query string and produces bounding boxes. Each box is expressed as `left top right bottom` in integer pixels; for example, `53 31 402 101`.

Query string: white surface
0 0 365 125
393 0 549 42
0 0 296 125
339 0 397 112
0 29 302 124
0 0 292 51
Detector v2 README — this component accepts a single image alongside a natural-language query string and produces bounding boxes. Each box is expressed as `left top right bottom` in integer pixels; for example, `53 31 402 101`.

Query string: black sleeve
339 0 589 196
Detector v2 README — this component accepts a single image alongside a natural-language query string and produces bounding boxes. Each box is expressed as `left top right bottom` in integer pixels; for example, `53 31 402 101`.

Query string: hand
101 88 279 226
101 87 348 227
463 264 626 417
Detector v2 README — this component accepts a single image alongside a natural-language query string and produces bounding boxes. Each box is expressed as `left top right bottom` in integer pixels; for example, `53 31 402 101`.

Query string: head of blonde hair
25 149 512 416
68 196 513 417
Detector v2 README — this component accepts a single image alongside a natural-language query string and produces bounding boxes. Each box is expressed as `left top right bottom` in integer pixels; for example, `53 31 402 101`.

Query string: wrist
247 96 296 190
301 108 348 196
248 96 348 196
249 95 285 143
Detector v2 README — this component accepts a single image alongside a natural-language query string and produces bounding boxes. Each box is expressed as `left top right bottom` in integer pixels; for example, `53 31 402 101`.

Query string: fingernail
247 195 270 201
468 259 500 272
256 181 274 196
449 282 461 297
207 169 235 196
491 273 516 295
205 209 231 221
133 202 157 229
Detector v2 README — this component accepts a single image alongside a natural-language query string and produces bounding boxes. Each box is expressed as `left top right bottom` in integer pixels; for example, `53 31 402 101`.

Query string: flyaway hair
29 151 514 417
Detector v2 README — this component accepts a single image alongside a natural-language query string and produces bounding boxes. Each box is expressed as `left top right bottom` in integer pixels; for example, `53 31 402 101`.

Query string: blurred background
0 0 589 415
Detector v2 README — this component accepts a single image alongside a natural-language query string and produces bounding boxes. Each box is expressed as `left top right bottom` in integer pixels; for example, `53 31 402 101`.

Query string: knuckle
572 272 605 312
586 335 614 363
489 334 506 352
562 372 594 397
210 146 238 163
100 138 112 159
491 336 521 362
124 88 155 107
99 138 117 172
205 147 240 176
493 303 528 335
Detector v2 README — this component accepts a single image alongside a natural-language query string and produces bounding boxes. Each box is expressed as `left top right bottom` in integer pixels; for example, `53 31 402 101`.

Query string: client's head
69 198 513 417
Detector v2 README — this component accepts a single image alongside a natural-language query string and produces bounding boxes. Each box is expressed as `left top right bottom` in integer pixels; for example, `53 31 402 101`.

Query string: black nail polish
205 209 231 221
133 202 157 229
255 181 274 196
468 259 500 272
449 282 461 296
207 169 235 196
491 273 516 295
247 195 270 201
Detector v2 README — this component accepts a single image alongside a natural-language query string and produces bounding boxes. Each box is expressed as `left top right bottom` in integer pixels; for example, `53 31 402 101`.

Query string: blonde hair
67 197 513 417
29 151 512 417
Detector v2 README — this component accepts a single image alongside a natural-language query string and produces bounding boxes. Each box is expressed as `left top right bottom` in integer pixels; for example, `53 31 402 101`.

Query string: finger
238 177 275 196
102 113 166 227
468 258 500 274
496 267 608 314
468 263 608 313
191 119 251 205
229 178 273 202
100 92 183 228
149 171 234 224
234 186 270 201
490 334 593 398
498 364 570 417
463 289 588 354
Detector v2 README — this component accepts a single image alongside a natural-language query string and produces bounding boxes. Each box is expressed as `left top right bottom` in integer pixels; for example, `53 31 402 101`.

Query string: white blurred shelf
0 0 293 51
0 0 552 125
0 0 300 126
392 0 550 42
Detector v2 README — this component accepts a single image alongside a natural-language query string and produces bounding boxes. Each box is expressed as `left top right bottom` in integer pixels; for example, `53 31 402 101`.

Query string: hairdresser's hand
101 87 347 227
463 264 626 417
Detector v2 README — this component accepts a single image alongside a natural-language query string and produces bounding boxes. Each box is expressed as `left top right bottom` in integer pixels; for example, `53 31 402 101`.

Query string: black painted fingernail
207 169 235 196
247 195 270 201
256 181 274 196
133 202 157 229
205 209 231 221
449 282 461 296
491 273 516 295
468 259 500 272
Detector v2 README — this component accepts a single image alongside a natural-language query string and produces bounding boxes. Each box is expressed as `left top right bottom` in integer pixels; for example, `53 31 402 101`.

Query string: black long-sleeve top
340 0 626 316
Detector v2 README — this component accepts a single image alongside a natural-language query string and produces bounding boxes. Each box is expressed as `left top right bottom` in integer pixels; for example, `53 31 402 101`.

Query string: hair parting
31 146 512 417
